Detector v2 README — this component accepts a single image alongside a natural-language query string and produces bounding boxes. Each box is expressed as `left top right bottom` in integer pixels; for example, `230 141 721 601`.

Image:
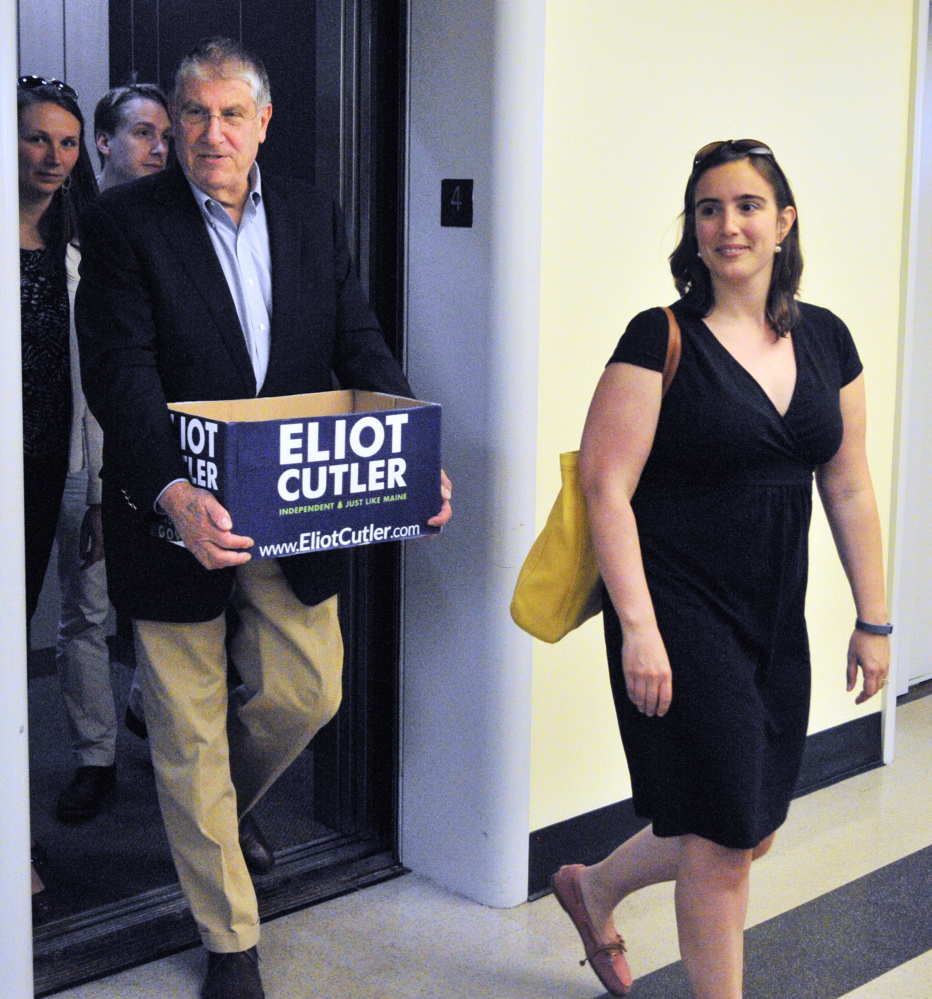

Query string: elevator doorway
24 2 408 993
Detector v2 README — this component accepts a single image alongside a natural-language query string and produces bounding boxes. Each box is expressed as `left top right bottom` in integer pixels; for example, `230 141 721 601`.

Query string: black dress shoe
239 813 275 874
32 877 53 921
56 765 116 822
202 947 264 999
31 840 52 921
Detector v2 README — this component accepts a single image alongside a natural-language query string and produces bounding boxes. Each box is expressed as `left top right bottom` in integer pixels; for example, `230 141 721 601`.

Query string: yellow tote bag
510 307 681 643
510 451 601 643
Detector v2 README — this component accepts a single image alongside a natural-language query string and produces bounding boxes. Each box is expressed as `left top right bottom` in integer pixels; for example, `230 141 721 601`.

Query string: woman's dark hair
669 141 802 336
17 83 99 272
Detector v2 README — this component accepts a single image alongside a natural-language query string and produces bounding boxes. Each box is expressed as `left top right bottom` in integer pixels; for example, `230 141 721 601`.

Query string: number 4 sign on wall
441 179 474 227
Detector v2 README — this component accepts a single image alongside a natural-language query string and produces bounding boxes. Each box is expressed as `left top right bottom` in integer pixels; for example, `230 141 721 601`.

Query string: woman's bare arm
579 362 671 716
815 373 890 703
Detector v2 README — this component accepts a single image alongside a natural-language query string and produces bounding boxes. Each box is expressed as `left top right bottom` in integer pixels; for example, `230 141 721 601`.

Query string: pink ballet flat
551 864 632 996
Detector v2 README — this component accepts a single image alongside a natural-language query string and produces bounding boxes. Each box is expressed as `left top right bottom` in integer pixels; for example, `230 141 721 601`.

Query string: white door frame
888 0 932 758
0 0 36 994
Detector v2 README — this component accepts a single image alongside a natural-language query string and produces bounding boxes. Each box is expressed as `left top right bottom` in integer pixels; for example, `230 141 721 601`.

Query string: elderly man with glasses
76 37 451 999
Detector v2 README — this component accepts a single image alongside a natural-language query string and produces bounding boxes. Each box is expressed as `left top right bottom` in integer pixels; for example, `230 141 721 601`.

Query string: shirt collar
186 162 263 216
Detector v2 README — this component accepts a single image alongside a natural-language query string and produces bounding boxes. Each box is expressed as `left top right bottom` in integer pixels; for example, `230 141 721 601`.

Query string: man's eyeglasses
18 75 78 100
693 139 773 167
176 106 261 131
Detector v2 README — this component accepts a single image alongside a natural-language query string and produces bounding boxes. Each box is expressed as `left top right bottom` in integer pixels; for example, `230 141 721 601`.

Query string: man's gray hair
173 37 271 109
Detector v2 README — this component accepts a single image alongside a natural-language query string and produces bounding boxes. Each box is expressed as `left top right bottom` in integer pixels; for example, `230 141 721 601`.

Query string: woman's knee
678 835 753 891
752 833 776 861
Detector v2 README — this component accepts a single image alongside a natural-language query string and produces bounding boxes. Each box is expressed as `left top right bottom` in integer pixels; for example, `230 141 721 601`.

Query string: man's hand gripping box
159 390 442 559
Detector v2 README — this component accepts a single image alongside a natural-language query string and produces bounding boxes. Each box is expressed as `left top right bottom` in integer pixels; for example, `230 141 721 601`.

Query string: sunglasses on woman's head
693 139 773 167
18 75 79 100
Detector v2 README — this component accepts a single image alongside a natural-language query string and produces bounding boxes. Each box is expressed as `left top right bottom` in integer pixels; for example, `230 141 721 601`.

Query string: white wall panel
401 0 546 907
894 4 932 695
64 0 109 147
2 0 34 992
18 0 64 79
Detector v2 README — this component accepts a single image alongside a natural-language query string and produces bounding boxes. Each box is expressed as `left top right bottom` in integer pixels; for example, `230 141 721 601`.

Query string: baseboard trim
793 711 882 796
527 712 883 898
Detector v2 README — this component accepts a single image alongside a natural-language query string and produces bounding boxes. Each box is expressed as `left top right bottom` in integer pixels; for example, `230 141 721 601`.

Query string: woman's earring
61 174 72 195
774 243 782 253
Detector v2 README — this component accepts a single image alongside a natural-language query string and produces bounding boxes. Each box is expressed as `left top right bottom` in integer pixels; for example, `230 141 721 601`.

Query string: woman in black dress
551 141 890 998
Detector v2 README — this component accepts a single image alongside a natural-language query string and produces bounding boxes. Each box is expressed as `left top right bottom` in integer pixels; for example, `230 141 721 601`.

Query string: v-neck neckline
698 318 799 420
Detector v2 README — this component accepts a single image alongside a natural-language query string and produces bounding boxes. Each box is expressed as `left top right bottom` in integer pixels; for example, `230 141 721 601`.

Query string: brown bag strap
660 306 682 397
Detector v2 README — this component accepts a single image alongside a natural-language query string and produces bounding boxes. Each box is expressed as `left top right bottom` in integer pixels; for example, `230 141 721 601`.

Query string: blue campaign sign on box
165 390 442 559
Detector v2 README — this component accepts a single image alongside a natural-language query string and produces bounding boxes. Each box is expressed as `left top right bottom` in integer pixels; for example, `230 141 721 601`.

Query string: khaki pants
134 559 343 952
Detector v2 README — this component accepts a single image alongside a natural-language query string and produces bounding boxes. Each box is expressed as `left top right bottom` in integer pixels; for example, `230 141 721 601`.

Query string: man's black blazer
76 161 412 622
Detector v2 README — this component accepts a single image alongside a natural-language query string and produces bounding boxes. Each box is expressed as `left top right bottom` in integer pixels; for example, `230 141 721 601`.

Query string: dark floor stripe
621 844 932 998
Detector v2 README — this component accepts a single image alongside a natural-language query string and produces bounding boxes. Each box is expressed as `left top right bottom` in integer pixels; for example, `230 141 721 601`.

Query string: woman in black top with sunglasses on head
18 75 100 912
19 75 99 619
551 141 890 998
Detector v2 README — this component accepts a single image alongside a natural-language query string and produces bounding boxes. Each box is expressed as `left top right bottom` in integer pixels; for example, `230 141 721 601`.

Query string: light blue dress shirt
186 164 273 393
158 166 275 511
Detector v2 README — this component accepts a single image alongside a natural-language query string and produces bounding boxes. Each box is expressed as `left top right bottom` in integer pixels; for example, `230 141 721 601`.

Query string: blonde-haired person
92 82 174 740
94 82 171 192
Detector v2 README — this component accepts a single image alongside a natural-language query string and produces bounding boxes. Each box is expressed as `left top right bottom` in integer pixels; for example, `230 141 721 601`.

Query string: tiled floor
55 695 932 998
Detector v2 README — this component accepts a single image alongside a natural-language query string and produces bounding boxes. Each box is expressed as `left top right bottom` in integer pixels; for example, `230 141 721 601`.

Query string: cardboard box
155 390 442 559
